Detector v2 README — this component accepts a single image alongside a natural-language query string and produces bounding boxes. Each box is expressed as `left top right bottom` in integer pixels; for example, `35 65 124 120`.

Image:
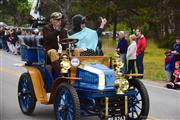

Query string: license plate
107 116 125 120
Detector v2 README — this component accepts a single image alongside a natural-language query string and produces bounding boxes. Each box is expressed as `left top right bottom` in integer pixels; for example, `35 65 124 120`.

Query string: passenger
116 31 128 74
166 61 180 89
68 14 107 56
42 12 67 77
126 34 137 74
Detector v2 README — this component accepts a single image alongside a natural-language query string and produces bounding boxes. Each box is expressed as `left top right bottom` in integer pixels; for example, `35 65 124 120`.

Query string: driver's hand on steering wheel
74 48 86 52
74 48 86 56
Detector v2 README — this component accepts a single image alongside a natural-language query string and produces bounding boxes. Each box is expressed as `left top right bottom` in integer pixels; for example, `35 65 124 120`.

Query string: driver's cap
50 12 62 20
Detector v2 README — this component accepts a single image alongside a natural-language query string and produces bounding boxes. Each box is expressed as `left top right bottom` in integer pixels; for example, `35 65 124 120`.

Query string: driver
43 12 67 77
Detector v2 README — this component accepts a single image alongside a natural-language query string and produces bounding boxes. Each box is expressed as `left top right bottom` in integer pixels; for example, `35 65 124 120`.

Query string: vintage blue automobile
17 35 149 120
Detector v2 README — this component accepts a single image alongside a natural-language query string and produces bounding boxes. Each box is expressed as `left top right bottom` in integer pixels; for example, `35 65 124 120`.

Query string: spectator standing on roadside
116 31 128 73
135 29 146 79
0 27 4 49
126 34 137 74
171 37 180 62
164 50 175 82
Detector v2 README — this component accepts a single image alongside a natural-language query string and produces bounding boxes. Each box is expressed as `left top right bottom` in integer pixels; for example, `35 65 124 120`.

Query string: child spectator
126 34 137 74
164 50 175 82
14 41 20 55
166 61 180 89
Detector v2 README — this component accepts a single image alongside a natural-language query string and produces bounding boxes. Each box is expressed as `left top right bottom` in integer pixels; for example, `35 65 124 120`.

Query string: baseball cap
175 61 180 65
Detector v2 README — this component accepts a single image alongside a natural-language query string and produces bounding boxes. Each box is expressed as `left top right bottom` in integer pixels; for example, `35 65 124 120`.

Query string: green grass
102 38 166 81
144 40 166 81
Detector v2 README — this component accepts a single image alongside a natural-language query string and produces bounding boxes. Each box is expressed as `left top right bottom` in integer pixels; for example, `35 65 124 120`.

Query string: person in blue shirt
171 37 180 62
68 14 107 56
116 31 128 73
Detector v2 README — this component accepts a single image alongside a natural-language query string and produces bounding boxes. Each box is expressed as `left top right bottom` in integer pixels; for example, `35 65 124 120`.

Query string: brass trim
105 97 109 118
125 96 128 115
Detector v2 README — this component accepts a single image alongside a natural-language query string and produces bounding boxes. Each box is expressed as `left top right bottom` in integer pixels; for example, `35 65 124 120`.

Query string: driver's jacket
42 24 67 51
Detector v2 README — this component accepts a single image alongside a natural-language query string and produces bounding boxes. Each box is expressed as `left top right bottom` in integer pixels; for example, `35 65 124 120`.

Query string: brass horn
114 52 129 94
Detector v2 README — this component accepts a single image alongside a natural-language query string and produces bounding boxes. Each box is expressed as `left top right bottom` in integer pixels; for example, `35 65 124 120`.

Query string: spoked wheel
127 78 149 120
54 83 80 120
18 73 36 115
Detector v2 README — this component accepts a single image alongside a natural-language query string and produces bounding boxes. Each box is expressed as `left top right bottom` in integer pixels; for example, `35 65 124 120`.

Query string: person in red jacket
135 29 146 79
167 61 180 89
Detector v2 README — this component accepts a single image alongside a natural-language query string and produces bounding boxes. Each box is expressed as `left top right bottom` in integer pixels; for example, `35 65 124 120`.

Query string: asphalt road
0 50 180 120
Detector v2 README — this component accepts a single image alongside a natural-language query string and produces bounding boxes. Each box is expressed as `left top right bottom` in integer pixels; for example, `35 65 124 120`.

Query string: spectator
14 40 20 55
68 14 107 56
6 30 18 54
126 34 137 74
116 31 128 73
0 27 4 49
43 12 67 77
164 50 175 82
166 61 180 89
32 28 39 35
171 37 180 62
135 29 146 79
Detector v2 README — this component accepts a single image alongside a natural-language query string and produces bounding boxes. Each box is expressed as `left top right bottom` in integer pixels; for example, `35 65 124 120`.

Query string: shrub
158 35 176 49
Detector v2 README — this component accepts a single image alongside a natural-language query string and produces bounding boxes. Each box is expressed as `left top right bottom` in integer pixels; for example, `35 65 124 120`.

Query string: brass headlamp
60 54 71 73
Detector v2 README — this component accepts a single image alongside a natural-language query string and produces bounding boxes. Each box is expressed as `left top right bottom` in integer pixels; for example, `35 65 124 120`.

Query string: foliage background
0 0 179 80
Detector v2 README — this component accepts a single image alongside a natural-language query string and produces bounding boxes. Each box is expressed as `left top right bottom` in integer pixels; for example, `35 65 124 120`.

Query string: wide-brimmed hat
50 12 62 20
72 14 86 26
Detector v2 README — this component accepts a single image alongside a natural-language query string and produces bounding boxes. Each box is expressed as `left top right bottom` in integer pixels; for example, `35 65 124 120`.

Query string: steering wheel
60 38 79 45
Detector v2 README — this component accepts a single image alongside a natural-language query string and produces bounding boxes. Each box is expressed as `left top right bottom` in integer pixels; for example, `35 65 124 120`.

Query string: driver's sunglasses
55 18 62 21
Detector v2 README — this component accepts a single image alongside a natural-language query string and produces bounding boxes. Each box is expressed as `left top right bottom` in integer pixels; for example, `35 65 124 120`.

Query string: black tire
54 83 80 120
127 78 150 120
18 73 36 115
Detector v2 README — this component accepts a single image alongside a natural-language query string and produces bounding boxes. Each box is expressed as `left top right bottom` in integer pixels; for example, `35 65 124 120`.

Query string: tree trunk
164 18 169 37
13 16 18 26
174 4 180 36
113 13 117 40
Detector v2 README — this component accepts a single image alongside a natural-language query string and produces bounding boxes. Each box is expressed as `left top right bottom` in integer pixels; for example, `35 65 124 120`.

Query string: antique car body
17 35 149 120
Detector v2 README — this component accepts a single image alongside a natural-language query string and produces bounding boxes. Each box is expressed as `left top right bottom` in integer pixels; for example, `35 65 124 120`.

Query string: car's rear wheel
18 73 36 115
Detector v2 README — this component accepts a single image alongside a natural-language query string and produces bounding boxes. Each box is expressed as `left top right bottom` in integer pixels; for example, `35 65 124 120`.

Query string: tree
1 0 31 26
